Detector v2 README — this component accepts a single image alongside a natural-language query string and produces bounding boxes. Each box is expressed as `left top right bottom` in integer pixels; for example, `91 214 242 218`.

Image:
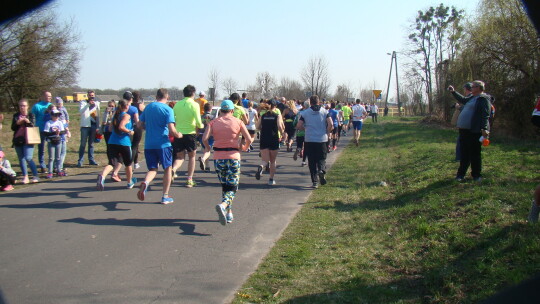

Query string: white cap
198 91 205 96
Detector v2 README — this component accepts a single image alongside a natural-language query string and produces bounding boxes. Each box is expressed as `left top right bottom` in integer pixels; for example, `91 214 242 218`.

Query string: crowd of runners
2 85 378 226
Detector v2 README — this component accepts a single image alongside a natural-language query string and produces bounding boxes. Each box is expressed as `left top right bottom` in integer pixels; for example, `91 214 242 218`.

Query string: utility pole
384 51 401 116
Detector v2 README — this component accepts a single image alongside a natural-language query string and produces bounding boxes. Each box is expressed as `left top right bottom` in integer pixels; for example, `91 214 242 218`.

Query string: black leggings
131 127 143 164
304 142 327 182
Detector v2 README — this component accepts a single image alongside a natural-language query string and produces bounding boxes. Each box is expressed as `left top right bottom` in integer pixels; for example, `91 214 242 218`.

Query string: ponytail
112 100 127 134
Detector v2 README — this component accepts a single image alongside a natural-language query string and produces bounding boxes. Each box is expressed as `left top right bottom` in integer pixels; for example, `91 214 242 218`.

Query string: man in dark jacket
448 80 491 182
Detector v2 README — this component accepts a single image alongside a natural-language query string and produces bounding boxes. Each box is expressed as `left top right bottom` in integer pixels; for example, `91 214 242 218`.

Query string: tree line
401 0 539 137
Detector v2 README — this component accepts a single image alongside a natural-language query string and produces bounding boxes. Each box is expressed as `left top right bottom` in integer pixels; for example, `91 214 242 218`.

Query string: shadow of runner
0 200 134 211
58 217 215 236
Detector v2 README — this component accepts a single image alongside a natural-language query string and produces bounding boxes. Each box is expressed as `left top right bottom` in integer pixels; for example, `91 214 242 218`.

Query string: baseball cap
463 82 473 91
198 91 205 96
55 97 64 104
123 91 133 100
51 109 61 115
268 99 278 106
221 100 235 110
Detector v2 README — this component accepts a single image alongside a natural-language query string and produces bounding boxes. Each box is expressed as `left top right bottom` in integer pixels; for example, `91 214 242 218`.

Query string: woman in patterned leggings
203 100 252 226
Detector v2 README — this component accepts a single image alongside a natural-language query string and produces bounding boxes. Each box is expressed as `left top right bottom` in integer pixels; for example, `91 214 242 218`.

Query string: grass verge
233 117 540 304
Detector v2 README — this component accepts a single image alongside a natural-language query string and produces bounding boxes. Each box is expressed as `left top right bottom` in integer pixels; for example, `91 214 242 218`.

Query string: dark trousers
457 129 482 178
304 142 327 183
131 127 143 164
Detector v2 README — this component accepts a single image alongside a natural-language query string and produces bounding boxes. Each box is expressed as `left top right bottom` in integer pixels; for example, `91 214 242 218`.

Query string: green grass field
233 117 540 304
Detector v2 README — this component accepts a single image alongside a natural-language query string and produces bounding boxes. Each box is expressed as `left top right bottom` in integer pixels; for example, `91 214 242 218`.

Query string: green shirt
233 105 246 121
342 105 352 120
173 97 204 134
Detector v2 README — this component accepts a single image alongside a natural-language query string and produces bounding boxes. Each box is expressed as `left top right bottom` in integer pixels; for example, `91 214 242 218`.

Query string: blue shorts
145 146 173 169
352 121 363 130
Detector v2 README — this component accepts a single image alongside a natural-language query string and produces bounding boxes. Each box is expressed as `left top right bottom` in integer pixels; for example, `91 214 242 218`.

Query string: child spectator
55 97 70 175
43 109 66 178
0 150 16 191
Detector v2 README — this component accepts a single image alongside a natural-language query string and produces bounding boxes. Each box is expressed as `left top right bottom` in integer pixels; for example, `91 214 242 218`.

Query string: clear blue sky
54 0 479 96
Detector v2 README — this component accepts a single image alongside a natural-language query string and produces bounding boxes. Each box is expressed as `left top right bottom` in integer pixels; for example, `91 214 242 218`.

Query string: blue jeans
60 141 67 170
78 126 97 164
48 142 62 173
38 131 47 169
14 144 38 177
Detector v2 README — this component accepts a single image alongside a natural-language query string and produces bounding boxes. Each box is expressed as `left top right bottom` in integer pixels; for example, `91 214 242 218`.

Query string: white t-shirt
371 105 379 114
352 104 367 121
246 108 258 130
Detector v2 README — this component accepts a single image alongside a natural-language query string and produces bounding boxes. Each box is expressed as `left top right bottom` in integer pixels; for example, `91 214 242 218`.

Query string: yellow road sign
372 90 382 99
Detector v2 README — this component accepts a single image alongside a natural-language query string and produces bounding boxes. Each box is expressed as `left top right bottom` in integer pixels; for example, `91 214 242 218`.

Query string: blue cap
268 99 277 106
221 100 235 110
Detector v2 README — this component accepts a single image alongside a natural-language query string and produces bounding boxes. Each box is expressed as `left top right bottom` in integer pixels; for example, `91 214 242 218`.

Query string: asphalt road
0 137 347 304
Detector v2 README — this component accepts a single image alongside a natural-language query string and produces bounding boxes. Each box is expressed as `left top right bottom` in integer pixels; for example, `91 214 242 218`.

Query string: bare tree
255 71 276 99
0 4 81 108
208 68 220 100
222 77 238 97
333 83 354 103
300 55 331 98
276 77 304 100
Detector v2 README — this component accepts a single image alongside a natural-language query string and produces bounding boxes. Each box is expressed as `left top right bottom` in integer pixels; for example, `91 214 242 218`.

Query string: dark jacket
11 112 35 133
451 91 491 133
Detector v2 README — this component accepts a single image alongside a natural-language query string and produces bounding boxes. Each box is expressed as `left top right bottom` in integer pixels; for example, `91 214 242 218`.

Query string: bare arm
277 114 285 134
118 114 133 134
168 122 182 138
326 117 333 133
239 122 252 151
202 123 212 153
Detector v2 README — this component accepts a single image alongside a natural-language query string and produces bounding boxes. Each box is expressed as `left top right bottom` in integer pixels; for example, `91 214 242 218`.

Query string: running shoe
318 171 327 185
137 182 148 201
205 167 211 172
293 149 299 161
355 139 359 147
46 173 53 179
249 144 254 151
58 171 66 177
226 212 234 223
186 179 196 188
161 196 174 205
215 204 227 226
268 178 276 186
96 175 105 191
198 157 205 171
127 177 137 189
255 165 263 180
455 176 465 182
333 145 337 151
111 174 121 182
173 171 178 178
22 176 29 184
301 162 306 167
31 177 39 183
312 182 319 189
89 161 99 166
2 185 14 191
134 163 140 169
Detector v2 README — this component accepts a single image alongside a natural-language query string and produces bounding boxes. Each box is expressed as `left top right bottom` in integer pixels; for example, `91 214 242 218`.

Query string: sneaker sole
161 198 174 205
199 157 205 171
215 205 227 226
137 183 147 201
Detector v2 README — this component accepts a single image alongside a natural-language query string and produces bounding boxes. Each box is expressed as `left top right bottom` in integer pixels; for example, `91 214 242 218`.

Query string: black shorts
260 137 280 150
296 135 305 149
285 122 295 139
173 134 197 153
107 144 133 166
248 129 256 135
331 127 339 135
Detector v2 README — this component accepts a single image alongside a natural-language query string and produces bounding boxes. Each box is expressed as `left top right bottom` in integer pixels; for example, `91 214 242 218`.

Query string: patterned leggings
214 159 241 210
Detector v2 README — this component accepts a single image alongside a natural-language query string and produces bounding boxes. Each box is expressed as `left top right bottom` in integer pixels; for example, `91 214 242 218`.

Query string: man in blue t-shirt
31 91 52 171
328 102 340 151
137 88 182 204
241 92 250 108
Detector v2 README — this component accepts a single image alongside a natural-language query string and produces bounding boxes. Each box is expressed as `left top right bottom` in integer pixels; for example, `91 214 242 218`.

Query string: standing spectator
77 90 100 167
31 91 52 172
43 109 66 178
12 99 39 183
171 85 203 188
528 95 540 223
371 103 379 123
131 91 145 170
384 106 389 116
449 80 491 182
203 100 252 225
0 151 16 191
137 88 183 204
195 91 208 115
351 99 368 146
450 82 473 162
296 95 333 188
55 97 70 175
